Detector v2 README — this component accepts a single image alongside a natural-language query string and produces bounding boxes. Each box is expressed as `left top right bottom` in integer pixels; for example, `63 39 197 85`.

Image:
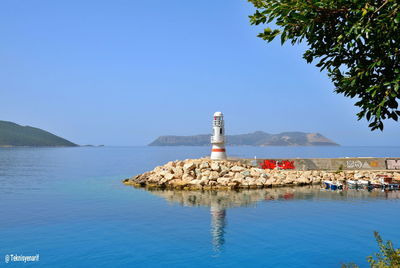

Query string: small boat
371 183 382 188
377 176 400 189
358 179 370 186
347 179 374 189
324 180 332 189
324 181 343 190
347 180 358 188
332 182 343 190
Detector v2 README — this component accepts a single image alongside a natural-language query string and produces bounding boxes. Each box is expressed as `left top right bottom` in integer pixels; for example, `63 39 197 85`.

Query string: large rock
255 177 266 186
297 177 309 185
168 179 185 186
200 161 210 169
208 181 218 186
243 177 256 186
217 177 230 186
234 172 245 181
354 172 364 179
160 173 176 184
250 168 263 177
224 172 235 178
172 167 183 177
219 168 230 177
189 179 201 185
211 162 221 172
202 170 211 177
182 174 194 182
265 178 275 186
241 170 251 177
209 171 220 180
158 168 172 177
166 161 175 167
194 168 201 177
231 166 245 172
183 162 196 173
148 174 162 183
200 177 210 186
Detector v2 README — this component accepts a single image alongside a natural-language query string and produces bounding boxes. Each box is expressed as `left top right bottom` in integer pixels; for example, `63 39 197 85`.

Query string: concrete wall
236 158 400 171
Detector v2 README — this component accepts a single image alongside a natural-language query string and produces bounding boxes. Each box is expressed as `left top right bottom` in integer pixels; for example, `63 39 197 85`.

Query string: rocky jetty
123 159 400 190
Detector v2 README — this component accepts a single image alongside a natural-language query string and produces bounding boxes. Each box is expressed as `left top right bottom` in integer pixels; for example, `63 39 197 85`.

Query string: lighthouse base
210 144 227 160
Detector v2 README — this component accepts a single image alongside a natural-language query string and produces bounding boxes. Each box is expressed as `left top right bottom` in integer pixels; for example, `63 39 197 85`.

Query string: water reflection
210 206 225 252
147 186 400 251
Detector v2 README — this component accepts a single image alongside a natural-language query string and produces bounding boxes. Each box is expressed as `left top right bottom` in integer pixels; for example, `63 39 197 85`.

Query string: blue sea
1 146 400 267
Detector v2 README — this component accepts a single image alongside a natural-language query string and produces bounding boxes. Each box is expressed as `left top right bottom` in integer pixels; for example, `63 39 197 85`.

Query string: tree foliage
248 0 400 130
342 231 400 268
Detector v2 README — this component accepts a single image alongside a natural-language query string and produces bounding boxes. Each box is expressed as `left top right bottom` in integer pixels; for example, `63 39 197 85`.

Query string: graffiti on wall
345 160 380 169
260 160 295 170
386 159 400 170
346 160 369 169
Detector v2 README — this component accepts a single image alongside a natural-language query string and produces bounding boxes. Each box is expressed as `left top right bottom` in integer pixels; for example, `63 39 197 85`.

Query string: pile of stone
122 159 399 190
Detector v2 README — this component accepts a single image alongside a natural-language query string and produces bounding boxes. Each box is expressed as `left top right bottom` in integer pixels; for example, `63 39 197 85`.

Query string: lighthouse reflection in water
146 186 400 252
210 206 226 251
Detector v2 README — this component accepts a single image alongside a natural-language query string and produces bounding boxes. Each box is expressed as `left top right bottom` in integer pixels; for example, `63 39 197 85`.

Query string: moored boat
324 180 343 190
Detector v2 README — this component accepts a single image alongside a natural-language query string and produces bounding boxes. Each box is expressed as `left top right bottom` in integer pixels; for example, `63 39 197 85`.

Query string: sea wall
239 157 400 171
123 158 400 190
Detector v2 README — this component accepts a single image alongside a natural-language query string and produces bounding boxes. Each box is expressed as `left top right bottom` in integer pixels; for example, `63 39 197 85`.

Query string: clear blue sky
0 0 399 146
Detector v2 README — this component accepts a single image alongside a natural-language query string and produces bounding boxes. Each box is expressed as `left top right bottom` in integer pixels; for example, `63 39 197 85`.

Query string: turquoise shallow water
0 146 400 267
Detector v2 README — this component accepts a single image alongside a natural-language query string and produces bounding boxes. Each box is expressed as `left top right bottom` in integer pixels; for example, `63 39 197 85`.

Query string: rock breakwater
123 159 400 190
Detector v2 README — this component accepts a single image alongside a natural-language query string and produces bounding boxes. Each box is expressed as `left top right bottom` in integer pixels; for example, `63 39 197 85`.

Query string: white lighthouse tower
210 111 227 160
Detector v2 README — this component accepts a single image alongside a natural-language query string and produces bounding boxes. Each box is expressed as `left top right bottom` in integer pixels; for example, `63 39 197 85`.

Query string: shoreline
123 158 400 190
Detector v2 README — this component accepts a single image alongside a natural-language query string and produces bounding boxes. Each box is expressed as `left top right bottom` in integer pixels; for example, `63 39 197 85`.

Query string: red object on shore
260 160 295 170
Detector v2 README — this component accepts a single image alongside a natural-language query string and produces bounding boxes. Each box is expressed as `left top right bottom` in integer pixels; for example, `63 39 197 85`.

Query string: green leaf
395 13 400 24
376 107 382 119
248 0 400 131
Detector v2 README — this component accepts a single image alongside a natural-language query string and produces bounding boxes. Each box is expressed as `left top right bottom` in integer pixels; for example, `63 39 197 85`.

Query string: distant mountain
0 120 77 147
149 131 339 146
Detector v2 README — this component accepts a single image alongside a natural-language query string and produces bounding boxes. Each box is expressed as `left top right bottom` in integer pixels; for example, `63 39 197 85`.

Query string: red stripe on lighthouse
212 148 226 152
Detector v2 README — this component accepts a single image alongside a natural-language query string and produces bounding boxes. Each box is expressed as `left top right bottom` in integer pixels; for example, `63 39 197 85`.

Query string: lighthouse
210 111 227 160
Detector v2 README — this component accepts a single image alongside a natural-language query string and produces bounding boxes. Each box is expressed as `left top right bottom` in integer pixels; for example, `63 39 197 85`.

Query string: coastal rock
250 168 263 177
234 172 245 181
243 177 256 186
202 170 211 177
211 162 221 172
297 177 310 185
231 166 245 172
209 171 220 181
241 170 251 177
208 181 218 186
200 161 210 169
172 167 183 177
148 174 162 183
219 168 229 177
183 162 196 173
217 177 230 186
189 179 201 185
182 174 194 182
265 178 275 186
255 177 266 186
166 161 175 167
354 173 364 179
123 158 398 190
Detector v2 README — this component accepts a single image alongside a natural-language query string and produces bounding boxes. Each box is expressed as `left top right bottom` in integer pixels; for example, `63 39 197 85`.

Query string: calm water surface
0 146 399 267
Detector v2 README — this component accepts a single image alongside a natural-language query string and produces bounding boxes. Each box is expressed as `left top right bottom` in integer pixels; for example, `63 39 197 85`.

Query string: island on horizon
0 120 77 147
149 131 339 147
